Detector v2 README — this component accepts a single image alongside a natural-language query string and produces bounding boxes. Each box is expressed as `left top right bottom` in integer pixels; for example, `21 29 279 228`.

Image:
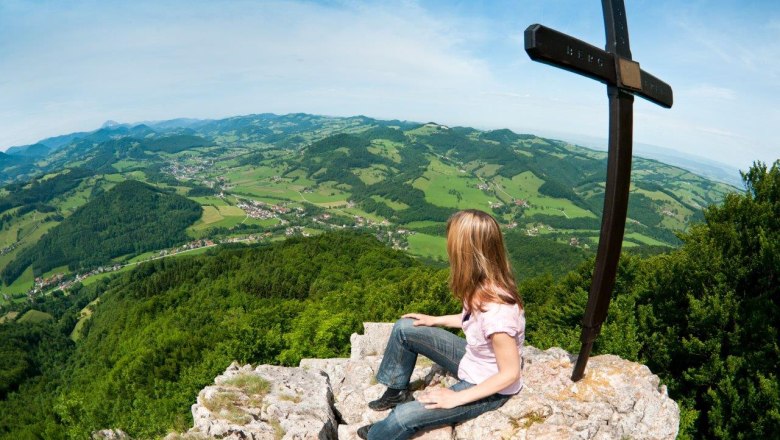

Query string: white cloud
686 85 736 101
0 0 495 148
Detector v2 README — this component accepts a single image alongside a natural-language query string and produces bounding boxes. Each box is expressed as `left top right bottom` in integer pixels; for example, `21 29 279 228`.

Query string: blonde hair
446 209 521 313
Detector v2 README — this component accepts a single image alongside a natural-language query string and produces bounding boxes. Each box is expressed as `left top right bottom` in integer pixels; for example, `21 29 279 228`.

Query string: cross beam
523 0 673 381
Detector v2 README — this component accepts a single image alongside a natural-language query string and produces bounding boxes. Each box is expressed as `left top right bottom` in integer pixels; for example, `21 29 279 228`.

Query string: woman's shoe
368 387 409 411
357 424 373 439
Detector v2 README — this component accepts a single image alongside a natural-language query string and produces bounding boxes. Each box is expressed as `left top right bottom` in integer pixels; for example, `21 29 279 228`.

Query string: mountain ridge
0 112 737 301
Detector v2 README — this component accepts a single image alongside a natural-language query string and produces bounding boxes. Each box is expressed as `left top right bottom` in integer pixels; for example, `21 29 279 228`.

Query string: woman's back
459 302 525 394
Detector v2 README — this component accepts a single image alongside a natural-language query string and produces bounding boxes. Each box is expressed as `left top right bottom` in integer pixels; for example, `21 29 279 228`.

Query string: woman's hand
417 387 463 409
401 313 439 327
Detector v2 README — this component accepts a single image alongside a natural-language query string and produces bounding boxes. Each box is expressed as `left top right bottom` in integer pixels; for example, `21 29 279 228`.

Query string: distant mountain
0 151 14 164
5 143 51 157
0 112 740 295
545 131 743 187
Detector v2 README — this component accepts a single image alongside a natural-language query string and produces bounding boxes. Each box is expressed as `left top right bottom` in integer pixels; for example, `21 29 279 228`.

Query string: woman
358 209 525 439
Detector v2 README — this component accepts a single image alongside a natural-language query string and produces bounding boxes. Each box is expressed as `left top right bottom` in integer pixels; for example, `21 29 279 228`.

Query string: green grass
57 187 93 212
222 374 271 395
232 185 302 202
41 265 69 278
190 205 245 232
403 220 440 230
413 158 494 209
17 309 53 323
367 139 402 163
502 171 596 218
242 218 280 227
70 298 100 341
200 206 224 224
80 265 135 286
4 266 34 295
103 173 126 183
353 166 387 185
624 232 672 247
189 196 229 206
371 195 408 210
112 159 145 172
209 216 246 229
474 164 501 177
217 205 245 217
406 232 448 261
298 181 351 205
171 246 214 258
495 172 596 218
226 165 292 186
0 311 19 323
339 207 386 223
126 250 159 263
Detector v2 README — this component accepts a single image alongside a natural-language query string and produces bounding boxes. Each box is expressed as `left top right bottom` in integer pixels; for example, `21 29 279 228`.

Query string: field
413 158 494 209
17 309 53 323
189 205 247 233
494 172 596 219
0 311 18 323
406 232 447 262
70 298 100 341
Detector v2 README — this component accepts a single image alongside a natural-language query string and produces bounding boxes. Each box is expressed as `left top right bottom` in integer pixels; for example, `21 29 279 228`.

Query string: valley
0 113 737 307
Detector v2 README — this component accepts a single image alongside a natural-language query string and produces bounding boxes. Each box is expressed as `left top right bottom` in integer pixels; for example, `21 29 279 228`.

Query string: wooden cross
523 0 673 381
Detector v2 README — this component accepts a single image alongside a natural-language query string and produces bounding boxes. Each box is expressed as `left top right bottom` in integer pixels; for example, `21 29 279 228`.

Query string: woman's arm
418 332 520 409
402 313 462 329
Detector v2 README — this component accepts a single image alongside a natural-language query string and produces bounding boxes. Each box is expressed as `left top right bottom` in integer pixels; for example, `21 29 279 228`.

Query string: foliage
0 168 93 213
0 158 776 440
632 161 780 438
1 180 202 284
0 232 457 438
518 161 780 439
503 231 590 280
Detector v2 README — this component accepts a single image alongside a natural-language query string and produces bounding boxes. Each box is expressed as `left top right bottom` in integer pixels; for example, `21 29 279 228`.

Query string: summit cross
523 0 673 381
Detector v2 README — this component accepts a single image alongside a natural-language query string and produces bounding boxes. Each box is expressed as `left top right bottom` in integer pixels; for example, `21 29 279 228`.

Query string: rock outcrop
170 322 679 439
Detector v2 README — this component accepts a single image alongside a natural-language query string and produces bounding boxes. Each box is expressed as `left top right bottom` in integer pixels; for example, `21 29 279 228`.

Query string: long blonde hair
446 209 521 312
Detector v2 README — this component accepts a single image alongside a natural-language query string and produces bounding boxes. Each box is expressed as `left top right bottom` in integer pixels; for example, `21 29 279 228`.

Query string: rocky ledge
164 322 679 440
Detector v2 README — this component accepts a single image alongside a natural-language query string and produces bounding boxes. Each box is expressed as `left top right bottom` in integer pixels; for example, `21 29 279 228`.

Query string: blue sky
1 0 778 170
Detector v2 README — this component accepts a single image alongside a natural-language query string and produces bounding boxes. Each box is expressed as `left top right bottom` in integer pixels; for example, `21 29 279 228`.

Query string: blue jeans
369 318 511 440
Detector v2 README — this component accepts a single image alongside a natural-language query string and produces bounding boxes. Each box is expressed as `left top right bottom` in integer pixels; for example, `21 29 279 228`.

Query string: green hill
0 161 775 439
0 232 456 438
0 113 737 300
1 180 201 284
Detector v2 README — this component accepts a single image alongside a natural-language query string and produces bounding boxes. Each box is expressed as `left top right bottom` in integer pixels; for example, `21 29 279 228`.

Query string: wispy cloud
686 85 736 100
0 0 495 147
0 0 777 169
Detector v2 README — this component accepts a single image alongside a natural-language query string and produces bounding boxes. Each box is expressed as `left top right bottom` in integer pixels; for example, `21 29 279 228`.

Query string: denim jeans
369 318 511 440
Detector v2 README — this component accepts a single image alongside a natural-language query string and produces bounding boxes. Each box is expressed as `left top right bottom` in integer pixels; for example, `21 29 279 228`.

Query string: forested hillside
1 180 201 285
0 232 456 438
0 161 776 439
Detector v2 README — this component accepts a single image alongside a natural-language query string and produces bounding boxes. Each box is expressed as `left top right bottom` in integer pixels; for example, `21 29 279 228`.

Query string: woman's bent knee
393 317 415 333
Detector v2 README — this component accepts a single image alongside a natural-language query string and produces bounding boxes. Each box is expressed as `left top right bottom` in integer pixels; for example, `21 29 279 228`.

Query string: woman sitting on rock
359 209 525 439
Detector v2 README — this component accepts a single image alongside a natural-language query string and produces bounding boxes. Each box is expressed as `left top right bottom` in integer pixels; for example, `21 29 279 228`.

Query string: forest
0 161 776 439
1 180 202 284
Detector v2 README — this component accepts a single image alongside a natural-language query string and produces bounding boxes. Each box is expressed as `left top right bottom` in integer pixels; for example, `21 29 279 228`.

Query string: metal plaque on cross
523 0 673 381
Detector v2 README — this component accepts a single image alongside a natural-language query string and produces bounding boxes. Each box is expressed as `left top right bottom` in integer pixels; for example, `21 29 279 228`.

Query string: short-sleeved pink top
457 302 525 395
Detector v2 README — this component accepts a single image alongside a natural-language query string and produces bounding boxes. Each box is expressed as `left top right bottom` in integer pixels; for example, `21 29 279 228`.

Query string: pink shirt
457 302 525 395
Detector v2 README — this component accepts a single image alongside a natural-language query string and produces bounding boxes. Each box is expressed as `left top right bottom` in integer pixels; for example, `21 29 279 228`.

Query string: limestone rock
178 363 337 440
176 322 679 439
91 429 132 440
454 346 679 439
350 322 393 359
